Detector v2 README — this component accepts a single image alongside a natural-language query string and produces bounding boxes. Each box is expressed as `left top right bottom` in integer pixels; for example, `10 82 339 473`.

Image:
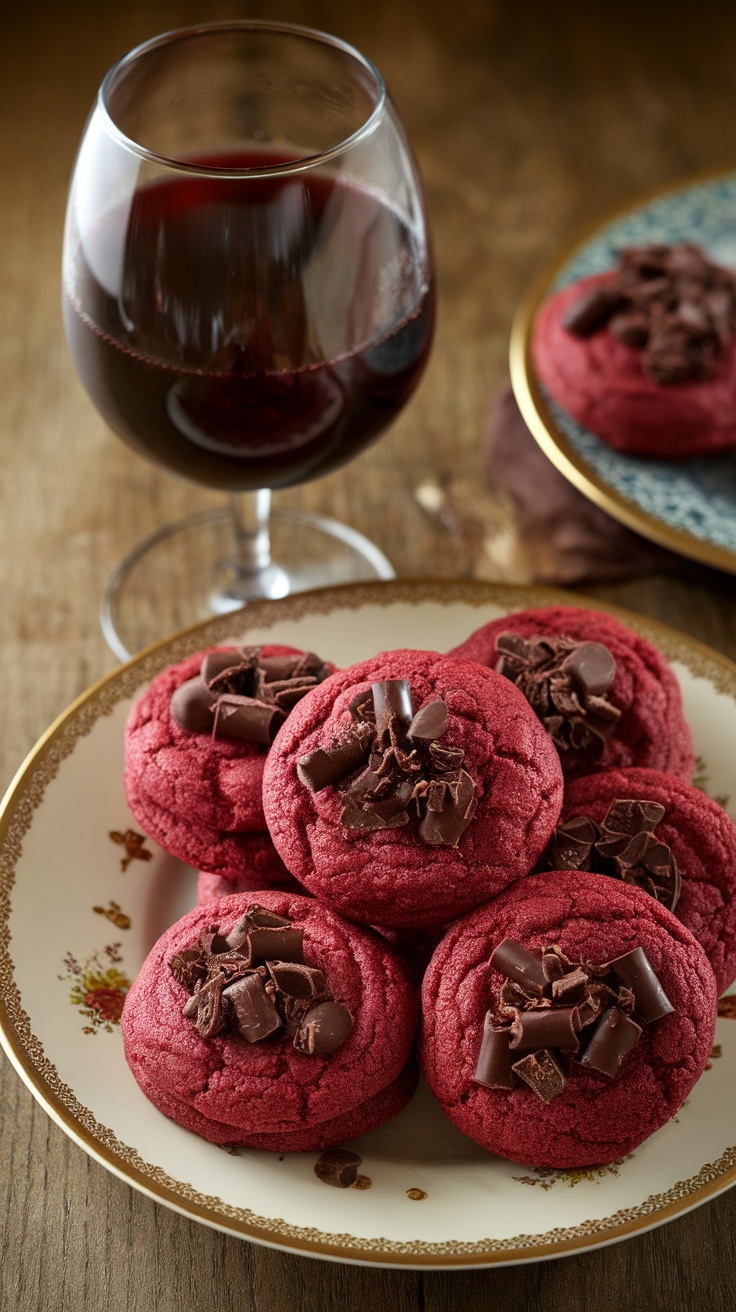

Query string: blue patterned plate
510 172 736 572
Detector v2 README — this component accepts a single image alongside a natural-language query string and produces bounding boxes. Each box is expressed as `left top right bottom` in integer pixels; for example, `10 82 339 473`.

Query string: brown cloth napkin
485 387 683 585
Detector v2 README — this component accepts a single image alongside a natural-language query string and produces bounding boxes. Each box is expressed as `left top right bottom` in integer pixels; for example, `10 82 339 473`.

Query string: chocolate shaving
472 936 673 1102
171 905 353 1055
296 679 477 847
494 632 620 757
562 242 736 383
545 798 681 911
170 646 329 744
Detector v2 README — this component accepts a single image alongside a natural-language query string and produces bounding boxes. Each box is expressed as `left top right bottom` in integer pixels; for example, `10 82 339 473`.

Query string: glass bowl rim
98 19 387 178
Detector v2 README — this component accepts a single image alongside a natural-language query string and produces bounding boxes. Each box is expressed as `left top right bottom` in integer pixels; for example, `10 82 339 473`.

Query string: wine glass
62 21 434 660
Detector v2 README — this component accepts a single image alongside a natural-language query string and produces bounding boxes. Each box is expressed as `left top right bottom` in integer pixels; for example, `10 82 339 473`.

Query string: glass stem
229 488 273 580
214 488 289 605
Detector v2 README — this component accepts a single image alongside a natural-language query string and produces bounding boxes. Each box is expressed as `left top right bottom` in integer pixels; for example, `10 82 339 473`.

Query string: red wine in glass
64 155 433 492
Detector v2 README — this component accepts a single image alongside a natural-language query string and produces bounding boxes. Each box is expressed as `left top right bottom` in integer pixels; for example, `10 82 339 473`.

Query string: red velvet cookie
262 650 563 929
552 768 736 995
121 891 418 1150
420 869 716 1168
533 246 736 458
124 645 333 878
449 605 694 782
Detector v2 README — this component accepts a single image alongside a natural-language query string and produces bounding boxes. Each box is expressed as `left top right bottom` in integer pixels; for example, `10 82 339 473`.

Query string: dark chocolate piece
314 1149 362 1188
169 948 207 990
372 679 414 739
511 1049 567 1102
170 677 217 733
296 723 374 791
224 973 282 1043
578 1006 643 1077
212 695 285 745
408 699 449 742
608 947 674 1022
494 631 620 756
200 648 249 685
294 1001 354 1054
490 938 548 995
473 1011 516 1088
418 768 476 847
248 926 304 966
508 1005 580 1052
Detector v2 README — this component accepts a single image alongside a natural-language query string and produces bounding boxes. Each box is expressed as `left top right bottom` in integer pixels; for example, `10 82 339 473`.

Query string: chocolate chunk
224 973 282 1043
408 699 449 742
473 1011 516 1088
561 641 616 698
508 1005 580 1052
547 815 599 870
314 1149 362 1188
602 799 665 837
212 695 285 745
511 1049 567 1102
296 723 374 791
551 967 590 1005
490 938 548 996
293 1001 353 1054
418 768 476 846
170 677 217 733
200 648 249 686
608 947 674 1022
371 679 414 740
578 1006 643 1077
248 926 304 966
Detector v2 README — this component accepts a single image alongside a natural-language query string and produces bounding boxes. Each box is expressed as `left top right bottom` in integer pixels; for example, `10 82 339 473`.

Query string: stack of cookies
121 604 731 1167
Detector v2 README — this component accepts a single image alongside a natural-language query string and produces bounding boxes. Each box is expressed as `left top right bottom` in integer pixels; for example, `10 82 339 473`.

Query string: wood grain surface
4 0 736 1307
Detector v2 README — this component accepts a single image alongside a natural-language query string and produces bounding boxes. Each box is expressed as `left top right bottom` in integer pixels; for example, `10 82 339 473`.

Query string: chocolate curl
490 938 548 996
579 1006 643 1077
473 1011 516 1088
296 723 373 791
608 947 674 1022
508 1006 581 1053
511 1049 567 1103
247 926 304 967
211 695 285 745
201 648 254 686
371 679 414 741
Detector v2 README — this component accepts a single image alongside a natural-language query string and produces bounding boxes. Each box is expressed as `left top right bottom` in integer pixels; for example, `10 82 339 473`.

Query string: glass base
100 507 395 661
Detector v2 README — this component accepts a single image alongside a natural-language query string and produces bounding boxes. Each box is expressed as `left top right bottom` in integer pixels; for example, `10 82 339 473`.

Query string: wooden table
3 0 736 1306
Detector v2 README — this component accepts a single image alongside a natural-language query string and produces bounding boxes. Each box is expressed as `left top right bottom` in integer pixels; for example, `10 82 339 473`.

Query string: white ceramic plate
2 578 736 1268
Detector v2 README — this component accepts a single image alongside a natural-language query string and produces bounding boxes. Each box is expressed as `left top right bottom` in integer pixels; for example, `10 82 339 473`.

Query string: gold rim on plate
509 169 736 576
2 578 736 1265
